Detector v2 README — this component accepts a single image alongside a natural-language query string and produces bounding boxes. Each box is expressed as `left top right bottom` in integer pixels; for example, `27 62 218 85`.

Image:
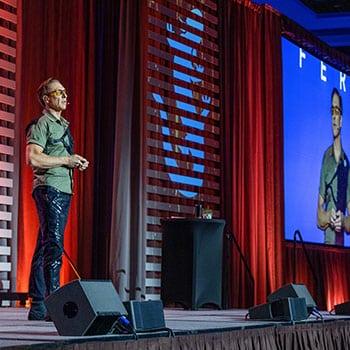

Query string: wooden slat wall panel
0 245 10 255
145 0 221 299
0 144 14 155
0 111 14 123
0 228 11 238
0 0 17 301
0 177 12 188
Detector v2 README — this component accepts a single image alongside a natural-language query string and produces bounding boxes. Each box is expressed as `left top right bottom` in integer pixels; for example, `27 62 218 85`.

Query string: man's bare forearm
26 144 88 170
27 151 69 169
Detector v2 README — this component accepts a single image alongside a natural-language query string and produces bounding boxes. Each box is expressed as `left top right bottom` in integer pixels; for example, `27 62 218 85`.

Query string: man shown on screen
317 88 350 245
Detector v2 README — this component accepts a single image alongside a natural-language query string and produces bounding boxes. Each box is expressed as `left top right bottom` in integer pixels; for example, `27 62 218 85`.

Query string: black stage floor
0 307 349 349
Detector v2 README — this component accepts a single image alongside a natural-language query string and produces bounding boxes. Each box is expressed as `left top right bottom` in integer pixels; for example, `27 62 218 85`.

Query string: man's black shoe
28 301 47 321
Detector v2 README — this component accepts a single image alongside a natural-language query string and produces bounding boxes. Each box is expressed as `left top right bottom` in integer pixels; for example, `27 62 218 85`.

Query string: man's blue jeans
28 186 71 301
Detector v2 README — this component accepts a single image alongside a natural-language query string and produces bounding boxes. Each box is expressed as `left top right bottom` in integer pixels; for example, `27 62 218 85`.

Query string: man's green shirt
27 111 73 194
319 145 350 245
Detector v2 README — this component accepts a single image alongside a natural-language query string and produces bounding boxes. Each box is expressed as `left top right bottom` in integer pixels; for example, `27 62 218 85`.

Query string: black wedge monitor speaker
334 301 350 315
123 300 166 332
45 280 127 336
249 297 308 321
267 283 316 312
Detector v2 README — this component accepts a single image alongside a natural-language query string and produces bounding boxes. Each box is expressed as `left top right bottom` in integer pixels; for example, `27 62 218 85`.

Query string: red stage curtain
16 0 95 291
284 241 350 311
221 0 283 307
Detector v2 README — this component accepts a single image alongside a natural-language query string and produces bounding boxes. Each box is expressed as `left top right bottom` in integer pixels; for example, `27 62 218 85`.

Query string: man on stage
26 78 89 320
317 88 350 245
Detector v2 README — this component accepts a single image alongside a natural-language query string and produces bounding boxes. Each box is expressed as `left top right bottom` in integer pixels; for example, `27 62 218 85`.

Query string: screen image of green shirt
26 111 73 194
319 145 350 245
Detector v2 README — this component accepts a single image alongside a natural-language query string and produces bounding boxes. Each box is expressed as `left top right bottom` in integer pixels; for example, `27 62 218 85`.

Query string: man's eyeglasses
46 89 67 98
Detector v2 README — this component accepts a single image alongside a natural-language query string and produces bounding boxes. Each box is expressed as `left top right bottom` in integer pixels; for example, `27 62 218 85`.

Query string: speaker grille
123 300 165 331
249 297 308 321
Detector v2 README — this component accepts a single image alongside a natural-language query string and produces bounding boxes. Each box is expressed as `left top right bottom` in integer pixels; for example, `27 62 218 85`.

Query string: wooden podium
160 218 225 310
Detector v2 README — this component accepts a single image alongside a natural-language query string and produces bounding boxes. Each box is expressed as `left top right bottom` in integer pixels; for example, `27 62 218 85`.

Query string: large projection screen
283 37 350 246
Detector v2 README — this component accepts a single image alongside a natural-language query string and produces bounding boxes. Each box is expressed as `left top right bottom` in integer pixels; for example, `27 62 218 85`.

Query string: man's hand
333 210 344 232
67 154 89 171
328 208 337 228
329 208 344 232
78 158 89 171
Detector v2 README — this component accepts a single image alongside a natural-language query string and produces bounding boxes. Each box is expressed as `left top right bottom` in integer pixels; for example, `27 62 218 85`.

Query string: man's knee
43 240 63 262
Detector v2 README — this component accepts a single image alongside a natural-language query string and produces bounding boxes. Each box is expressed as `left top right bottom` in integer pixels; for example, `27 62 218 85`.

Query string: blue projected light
283 38 350 246
152 8 210 198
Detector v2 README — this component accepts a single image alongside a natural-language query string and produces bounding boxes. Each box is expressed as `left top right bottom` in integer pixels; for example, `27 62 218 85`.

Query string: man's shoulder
35 113 53 125
322 145 333 160
25 114 46 135
26 112 56 141
31 113 61 131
